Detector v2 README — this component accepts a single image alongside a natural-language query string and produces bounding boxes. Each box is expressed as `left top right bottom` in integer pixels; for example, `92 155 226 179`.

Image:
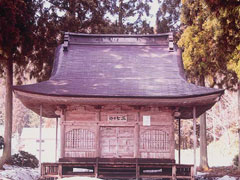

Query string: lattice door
100 127 134 158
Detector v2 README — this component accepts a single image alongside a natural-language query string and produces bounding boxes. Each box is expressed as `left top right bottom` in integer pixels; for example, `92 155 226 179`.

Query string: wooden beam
193 106 197 176
178 118 181 164
55 117 58 162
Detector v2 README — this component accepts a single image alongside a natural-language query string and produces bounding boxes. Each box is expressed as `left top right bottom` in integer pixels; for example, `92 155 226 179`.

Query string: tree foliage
178 0 239 88
108 0 153 33
155 0 181 33
0 0 37 81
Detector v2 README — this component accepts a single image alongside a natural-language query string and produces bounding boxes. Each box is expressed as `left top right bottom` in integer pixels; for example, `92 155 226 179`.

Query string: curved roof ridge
65 32 172 37
63 32 172 48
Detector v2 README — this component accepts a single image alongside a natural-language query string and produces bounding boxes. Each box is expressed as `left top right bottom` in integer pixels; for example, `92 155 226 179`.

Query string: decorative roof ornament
168 32 174 52
63 32 69 51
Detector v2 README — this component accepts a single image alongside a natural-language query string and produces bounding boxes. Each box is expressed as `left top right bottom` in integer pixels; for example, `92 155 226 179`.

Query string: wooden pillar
172 165 176 180
55 117 58 162
135 111 140 158
95 109 101 178
193 106 197 176
178 118 181 164
191 165 194 180
96 109 101 157
39 104 43 164
58 164 63 179
60 108 66 158
135 110 141 180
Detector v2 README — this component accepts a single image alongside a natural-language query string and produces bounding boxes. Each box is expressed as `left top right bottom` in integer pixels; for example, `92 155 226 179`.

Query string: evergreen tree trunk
0 59 13 169
238 81 240 169
199 76 209 171
118 0 124 33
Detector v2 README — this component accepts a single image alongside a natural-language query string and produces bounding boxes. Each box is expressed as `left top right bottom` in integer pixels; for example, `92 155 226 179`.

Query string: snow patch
0 165 39 180
216 175 236 180
197 171 209 176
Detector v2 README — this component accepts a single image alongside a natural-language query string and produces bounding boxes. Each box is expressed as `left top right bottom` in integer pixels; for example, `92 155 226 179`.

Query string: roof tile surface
14 33 223 98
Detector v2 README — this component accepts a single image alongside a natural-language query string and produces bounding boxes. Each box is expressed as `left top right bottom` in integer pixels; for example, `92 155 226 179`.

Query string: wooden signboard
108 114 127 122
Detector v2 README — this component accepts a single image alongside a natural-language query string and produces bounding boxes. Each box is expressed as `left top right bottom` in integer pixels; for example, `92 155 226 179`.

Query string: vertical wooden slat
76 129 79 148
193 106 197 176
148 130 150 150
80 129 82 149
71 129 73 148
163 131 166 150
83 129 85 149
96 125 100 157
116 127 119 157
55 117 58 162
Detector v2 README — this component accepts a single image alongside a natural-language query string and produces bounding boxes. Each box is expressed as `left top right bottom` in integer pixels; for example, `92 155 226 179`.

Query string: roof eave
13 86 224 99
14 89 223 119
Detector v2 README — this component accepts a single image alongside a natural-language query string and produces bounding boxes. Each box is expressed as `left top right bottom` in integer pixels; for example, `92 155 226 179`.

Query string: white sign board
143 116 151 126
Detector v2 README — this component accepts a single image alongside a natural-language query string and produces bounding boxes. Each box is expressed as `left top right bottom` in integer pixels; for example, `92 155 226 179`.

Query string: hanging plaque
108 114 127 122
143 115 151 126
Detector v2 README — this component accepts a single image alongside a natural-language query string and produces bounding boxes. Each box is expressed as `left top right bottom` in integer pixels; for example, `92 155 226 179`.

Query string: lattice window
140 129 169 151
65 128 95 149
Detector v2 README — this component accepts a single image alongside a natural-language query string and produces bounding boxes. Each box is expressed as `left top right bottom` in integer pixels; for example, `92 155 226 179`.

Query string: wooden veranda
41 158 194 180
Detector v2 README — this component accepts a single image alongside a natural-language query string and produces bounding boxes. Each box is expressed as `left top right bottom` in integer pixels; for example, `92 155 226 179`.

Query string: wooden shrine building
14 32 224 179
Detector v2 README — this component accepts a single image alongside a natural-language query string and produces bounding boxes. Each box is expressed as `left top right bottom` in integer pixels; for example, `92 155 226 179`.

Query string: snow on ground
196 173 237 180
0 165 39 180
217 175 236 180
197 172 209 176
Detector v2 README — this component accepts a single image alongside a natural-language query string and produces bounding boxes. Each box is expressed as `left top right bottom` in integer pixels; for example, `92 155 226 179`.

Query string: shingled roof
14 32 224 118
